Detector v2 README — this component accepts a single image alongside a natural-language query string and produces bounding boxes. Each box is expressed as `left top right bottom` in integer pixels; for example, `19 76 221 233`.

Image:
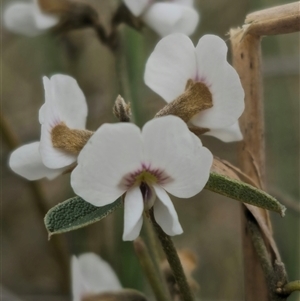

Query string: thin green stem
149 210 194 301
143 214 171 299
134 237 171 301
282 280 300 294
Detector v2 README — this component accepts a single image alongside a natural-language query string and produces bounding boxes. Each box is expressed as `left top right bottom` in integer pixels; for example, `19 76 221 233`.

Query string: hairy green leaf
205 172 286 216
45 196 122 237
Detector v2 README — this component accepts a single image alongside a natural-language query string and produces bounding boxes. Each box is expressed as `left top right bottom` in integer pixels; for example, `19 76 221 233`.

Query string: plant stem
148 210 194 301
0 112 69 292
282 280 300 294
134 237 171 301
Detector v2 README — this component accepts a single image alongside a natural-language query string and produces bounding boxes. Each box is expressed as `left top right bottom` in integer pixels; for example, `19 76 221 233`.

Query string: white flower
71 116 213 241
9 74 88 180
144 34 245 142
72 253 122 301
123 0 199 37
3 0 59 36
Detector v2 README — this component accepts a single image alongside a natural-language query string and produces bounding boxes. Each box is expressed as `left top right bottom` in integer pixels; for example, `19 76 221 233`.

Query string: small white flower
72 253 122 301
9 74 88 180
3 0 59 36
123 0 199 37
71 116 213 241
144 34 245 142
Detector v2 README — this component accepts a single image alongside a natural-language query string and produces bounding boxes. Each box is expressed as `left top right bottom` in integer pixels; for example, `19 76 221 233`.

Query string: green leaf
205 172 286 216
44 196 122 237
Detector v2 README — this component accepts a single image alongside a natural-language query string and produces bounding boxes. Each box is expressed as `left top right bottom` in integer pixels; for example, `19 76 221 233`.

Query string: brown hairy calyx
155 79 213 122
51 122 93 154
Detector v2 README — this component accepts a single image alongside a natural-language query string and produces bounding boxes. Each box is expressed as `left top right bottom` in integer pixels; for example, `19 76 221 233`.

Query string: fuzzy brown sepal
188 125 209 136
113 95 131 122
155 79 213 122
82 289 148 301
51 123 93 154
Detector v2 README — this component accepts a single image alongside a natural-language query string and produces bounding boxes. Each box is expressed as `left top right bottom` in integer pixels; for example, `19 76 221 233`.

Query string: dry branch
244 2 300 36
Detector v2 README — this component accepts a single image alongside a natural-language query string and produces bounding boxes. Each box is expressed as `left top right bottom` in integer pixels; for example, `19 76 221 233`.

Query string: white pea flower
144 34 245 142
123 0 199 37
72 253 121 301
71 116 213 241
9 74 89 180
3 0 59 36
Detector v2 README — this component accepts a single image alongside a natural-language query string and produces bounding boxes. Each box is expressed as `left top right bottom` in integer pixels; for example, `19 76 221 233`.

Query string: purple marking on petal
119 162 173 190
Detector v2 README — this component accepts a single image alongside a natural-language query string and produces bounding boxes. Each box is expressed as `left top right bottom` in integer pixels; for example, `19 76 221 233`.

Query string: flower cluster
9 32 244 241
123 0 199 36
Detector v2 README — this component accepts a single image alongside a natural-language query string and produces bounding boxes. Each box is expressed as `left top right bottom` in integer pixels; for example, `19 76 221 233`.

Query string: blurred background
2 0 299 300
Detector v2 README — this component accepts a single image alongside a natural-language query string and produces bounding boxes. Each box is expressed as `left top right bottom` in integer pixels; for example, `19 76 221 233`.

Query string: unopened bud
51 122 93 154
113 95 131 122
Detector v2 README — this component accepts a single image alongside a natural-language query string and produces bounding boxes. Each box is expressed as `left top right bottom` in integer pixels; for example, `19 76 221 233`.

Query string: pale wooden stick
243 2 300 35
230 28 271 301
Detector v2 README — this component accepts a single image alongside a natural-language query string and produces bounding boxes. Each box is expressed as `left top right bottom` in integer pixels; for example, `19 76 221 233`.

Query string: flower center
120 164 172 209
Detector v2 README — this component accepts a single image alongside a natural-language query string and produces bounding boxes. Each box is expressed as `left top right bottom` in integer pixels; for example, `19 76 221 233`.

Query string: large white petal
143 3 199 37
39 75 88 169
173 0 194 7
204 121 243 142
71 256 87 301
71 123 144 207
9 142 64 180
123 0 150 16
47 75 88 129
3 3 42 36
77 253 122 294
144 33 197 103
123 186 144 241
143 116 213 198
153 185 183 236
33 0 59 30
191 35 245 129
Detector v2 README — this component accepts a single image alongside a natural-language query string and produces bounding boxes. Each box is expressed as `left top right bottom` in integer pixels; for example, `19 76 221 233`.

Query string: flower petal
142 116 213 198
3 2 42 36
123 186 144 241
173 0 194 7
144 33 197 102
153 185 183 236
204 121 243 142
71 256 87 301
33 0 59 30
9 142 64 180
191 35 245 129
71 123 144 207
46 75 88 129
123 0 150 16
143 3 199 37
76 253 122 294
39 75 88 169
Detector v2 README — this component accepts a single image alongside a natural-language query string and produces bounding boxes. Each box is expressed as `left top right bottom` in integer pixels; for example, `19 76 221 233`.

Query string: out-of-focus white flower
144 34 245 142
3 0 59 36
123 0 199 37
9 74 88 180
72 253 122 301
71 116 213 241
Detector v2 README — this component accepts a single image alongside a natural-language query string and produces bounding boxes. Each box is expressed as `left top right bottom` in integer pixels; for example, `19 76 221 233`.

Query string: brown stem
0 112 69 292
230 29 271 300
244 2 300 36
148 210 194 301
